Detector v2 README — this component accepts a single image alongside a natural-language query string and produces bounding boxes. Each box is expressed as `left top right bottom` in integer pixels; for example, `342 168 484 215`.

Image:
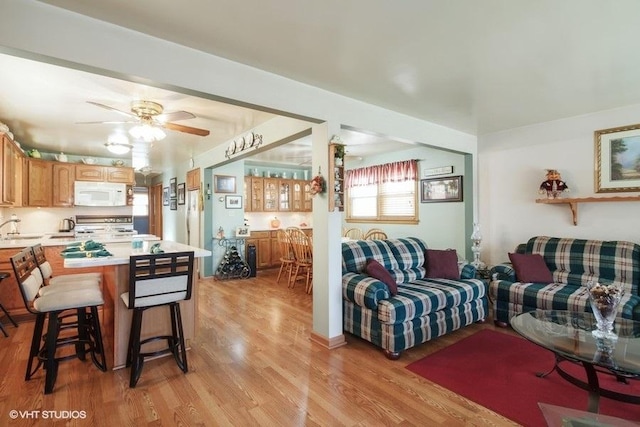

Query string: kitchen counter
0 233 160 248
64 240 212 370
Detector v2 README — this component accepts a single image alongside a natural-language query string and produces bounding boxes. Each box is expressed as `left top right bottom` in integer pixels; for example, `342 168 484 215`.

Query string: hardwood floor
0 270 519 426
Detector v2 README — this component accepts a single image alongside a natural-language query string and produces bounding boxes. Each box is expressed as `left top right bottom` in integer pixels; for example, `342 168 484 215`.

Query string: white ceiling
36 0 640 136
6 1 640 174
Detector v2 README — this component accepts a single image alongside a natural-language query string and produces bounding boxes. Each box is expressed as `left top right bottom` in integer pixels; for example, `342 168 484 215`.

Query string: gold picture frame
595 124 640 192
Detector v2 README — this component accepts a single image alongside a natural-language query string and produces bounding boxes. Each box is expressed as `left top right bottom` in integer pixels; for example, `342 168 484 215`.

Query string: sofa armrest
460 263 477 279
490 263 516 282
342 272 390 310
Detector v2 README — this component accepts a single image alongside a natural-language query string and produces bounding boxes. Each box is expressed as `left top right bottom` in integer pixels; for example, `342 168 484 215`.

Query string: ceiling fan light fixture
105 141 132 155
129 123 166 142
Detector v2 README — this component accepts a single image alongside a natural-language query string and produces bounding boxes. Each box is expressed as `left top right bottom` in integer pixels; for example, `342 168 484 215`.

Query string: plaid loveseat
342 237 488 359
490 236 640 325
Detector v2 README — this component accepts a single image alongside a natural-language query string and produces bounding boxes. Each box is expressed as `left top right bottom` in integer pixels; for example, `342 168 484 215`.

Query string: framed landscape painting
420 176 463 203
595 123 640 192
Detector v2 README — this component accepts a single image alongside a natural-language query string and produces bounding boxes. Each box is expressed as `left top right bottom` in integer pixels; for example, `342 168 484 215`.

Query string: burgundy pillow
508 253 553 283
425 249 460 280
365 258 398 295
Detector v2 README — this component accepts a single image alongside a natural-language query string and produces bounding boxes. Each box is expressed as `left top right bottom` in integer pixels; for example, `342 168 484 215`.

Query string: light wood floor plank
0 269 518 426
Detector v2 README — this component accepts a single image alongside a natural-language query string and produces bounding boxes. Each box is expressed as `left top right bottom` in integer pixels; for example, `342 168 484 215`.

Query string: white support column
310 122 346 349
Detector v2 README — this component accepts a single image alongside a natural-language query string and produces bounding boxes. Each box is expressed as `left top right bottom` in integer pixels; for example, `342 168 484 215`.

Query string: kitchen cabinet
24 158 52 207
52 163 75 207
186 168 200 190
245 231 272 269
245 228 313 271
76 164 134 184
244 176 311 213
1 133 23 206
263 178 278 212
278 179 291 211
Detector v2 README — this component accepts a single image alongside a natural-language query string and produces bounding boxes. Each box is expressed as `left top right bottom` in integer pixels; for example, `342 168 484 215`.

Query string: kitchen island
63 240 211 370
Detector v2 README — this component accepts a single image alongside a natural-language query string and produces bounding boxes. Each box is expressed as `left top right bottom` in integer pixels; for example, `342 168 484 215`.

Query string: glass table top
511 310 640 376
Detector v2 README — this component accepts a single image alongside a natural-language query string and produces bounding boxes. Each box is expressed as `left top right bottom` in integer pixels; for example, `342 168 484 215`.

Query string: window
346 160 418 223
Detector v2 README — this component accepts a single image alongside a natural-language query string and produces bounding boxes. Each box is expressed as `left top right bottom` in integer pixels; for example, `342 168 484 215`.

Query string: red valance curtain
345 159 417 188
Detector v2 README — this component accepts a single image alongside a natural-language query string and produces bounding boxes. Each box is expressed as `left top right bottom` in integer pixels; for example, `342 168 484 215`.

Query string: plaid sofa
342 237 488 359
490 236 640 325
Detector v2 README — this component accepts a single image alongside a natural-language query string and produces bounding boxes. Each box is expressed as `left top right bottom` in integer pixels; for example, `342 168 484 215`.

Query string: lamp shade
129 124 166 142
105 142 132 155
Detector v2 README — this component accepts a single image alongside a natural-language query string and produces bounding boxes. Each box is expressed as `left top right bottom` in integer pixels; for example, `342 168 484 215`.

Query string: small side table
0 272 18 337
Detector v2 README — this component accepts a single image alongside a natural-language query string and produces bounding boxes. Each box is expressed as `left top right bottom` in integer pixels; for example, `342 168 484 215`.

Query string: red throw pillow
365 258 398 295
425 249 460 280
508 253 554 283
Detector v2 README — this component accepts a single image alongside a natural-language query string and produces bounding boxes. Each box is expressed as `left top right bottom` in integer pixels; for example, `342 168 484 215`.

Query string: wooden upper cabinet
244 177 252 212
1 134 22 206
105 166 134 183
26 158 52 207
75 164 105 181
186 168 200 190
52 163 75 207
263 178 278 212
76 164 134 183
250 177 264 212
278 179 291 211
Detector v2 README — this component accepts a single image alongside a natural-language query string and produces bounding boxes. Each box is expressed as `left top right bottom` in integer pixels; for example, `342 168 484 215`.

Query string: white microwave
74 181 127 207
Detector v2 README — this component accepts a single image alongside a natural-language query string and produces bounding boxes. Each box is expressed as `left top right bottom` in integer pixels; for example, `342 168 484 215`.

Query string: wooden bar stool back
10 248 106 394
121 251 195 388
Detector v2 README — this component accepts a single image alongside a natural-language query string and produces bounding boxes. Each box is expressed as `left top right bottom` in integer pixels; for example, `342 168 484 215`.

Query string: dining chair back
344 228 364 240
288 228 313 293
275 229 296 285
364 228 388 240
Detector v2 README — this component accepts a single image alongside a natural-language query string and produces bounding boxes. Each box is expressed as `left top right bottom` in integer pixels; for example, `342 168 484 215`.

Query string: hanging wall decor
310 167 326 195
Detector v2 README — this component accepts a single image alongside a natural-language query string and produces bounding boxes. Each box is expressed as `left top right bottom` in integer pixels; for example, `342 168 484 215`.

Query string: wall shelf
535 196 640 225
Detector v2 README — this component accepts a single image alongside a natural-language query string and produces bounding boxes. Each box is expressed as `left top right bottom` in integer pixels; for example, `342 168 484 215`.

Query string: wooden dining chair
343 228 364 240
288 228 313 294
364 228 388 240
275 229 296 286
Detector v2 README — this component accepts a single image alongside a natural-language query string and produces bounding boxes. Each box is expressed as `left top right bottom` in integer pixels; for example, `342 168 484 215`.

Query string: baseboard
310 331 347 350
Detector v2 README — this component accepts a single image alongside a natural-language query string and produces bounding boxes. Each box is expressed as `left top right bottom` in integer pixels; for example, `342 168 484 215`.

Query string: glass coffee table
511 309 640 413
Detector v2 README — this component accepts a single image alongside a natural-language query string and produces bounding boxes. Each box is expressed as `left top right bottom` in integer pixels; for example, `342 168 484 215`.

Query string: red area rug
406 329 640 426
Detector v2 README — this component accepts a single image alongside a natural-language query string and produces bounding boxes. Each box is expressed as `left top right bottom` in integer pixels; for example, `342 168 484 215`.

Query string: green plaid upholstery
490 236 640 325
341 237 488 354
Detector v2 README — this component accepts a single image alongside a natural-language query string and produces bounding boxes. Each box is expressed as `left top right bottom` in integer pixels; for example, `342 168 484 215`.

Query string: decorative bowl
112 160 125 167
585 281 624 340
82 158 96 165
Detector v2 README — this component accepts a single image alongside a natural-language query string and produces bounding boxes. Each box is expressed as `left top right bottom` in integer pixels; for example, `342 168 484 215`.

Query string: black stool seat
0 272 18 337
122 251 194 387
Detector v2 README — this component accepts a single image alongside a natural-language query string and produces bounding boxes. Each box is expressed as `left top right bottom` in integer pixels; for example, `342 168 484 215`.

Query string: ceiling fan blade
162 122 210 137
86 101 137 118
156 110 196 123
76 120 137 125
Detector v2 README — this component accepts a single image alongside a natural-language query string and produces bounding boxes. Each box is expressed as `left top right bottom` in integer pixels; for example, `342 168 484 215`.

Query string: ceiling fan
79 100 210 137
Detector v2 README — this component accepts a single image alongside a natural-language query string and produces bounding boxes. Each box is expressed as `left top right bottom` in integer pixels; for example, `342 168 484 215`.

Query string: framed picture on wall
177 182 186 205
214 175 236 193
169 177 177 198
420 176 463 203
225 195 243 209
163 187 169 206
595 123 640 192
170 198 177 210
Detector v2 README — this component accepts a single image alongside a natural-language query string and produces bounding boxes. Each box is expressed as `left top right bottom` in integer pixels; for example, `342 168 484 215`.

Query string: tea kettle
59 217 75 232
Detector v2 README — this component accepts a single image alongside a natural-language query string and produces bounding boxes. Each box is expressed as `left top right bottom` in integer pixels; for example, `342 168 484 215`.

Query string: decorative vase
585 281 624 340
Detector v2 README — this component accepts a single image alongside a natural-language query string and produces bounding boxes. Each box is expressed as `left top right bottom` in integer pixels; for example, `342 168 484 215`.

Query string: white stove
74 215 137 238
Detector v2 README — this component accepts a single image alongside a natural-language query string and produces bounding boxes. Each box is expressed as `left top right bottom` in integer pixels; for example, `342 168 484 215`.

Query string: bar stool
121 251 194 388
0 272 18 337
31 244 102 293
10 247 107 394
